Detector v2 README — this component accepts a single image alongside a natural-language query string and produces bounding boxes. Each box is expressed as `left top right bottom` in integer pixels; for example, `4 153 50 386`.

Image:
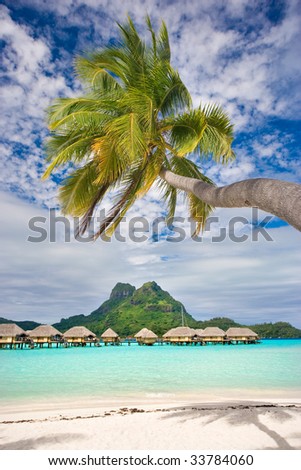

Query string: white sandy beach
1 396 301 450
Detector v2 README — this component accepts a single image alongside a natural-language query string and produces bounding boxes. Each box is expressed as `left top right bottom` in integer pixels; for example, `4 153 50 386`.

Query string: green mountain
54 281 198 336
0 317 41 331
2 282 301 338
52 281 301 338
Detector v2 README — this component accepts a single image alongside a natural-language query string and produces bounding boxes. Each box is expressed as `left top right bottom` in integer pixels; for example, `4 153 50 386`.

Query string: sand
0 397 301 450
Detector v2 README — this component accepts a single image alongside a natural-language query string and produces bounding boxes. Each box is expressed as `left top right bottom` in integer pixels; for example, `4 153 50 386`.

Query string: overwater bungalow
198 327 226 344
101 328 120 345
163 326 197 344
135 328 149 338
63 326 97 346
135 328 158 345
195 328 204 336
28 325 63 347
0 323 27 349
226 327 258 344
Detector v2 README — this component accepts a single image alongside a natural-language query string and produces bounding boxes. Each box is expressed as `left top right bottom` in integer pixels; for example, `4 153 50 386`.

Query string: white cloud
0 2 300 331
1 1 300 208
207 159 255 185
1 191 301 328
0 5 72 206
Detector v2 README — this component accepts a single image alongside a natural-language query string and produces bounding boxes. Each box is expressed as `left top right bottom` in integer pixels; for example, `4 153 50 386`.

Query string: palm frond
199 103 235 163
47 97 106 126
158 180 178 227
43 134 99 179
92 136 130 184
117 16 146 61
75 49 129 84
157 21 170 62
135 147 165 198
156 156 179 226
75 58 121 91
146 15 157 58
165 109 206 156
94 147 164 239
156 67 192 116
49 111 111 132
163 156 215 234
169 156 215 183
104 112 147 160
77 184 110 236
59 161 107 217
119 87 155 136
188 192 213 236
43 16 236 237
94 160 148 239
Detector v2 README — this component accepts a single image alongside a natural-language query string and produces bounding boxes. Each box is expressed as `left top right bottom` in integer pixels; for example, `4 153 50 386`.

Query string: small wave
146 393 176 398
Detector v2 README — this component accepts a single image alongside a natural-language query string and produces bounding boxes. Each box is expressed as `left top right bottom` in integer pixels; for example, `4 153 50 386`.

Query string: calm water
0 340 300 404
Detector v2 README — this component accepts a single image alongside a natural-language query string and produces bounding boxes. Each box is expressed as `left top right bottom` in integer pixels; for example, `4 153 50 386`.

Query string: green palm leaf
43 16 236 238
59 161 103 216
199 103 235 162
43 135 98 179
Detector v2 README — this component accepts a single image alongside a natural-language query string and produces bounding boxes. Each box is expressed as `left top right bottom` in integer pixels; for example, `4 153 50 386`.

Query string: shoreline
1 388 300 416
1 397 301 422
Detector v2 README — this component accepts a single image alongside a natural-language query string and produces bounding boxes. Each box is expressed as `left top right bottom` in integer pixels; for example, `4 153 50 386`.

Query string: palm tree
43 17 301 236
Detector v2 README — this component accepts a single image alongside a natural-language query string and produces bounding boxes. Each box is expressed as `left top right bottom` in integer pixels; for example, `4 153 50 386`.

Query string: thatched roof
195 329 204 336
142 329 158 339
28 325 62 338
134 328 150 338
101 328 119 338
63 326 96 338
226 327 258 337
198 327 226 337
136 328 158 339
163 326 197 338
0 323 26 336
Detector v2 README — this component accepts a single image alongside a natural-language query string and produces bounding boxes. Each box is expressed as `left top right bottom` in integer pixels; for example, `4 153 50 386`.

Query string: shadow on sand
0 432 86 450
160 402 301 450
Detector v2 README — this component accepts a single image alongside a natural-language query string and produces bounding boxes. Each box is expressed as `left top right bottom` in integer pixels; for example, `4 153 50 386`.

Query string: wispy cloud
0 1 300 327
0 5 72 206
1 191 301 327
1 0 300 209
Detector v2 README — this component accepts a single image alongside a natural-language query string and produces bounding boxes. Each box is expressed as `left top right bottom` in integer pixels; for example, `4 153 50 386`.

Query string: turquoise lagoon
0 340 300 404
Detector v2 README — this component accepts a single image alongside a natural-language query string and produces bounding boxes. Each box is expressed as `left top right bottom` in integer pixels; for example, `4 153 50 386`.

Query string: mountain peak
45 280 301 339
139 281 162 292
109 282 135 300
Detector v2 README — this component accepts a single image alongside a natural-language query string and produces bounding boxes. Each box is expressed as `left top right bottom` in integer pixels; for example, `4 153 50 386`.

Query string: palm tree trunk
159 168 301 231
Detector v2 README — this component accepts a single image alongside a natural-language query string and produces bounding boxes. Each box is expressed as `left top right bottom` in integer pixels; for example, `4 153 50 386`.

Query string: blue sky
0 0 301 327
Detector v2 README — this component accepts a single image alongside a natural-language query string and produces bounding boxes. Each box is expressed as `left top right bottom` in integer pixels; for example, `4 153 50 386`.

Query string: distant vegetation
52 282 301 338
53 281 198 337
2 283 300 338
0 317 40 331
249 322 301 339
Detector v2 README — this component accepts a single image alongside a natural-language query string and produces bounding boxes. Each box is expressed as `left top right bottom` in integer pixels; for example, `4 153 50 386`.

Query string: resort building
194 328 204 336
135 328 149 338
101 328 120 345
135 328 158 345
63 326 97 346
28 325 63 347
198 327 226 343
226 327 258 344
163 326 197 344
0 323 27 348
